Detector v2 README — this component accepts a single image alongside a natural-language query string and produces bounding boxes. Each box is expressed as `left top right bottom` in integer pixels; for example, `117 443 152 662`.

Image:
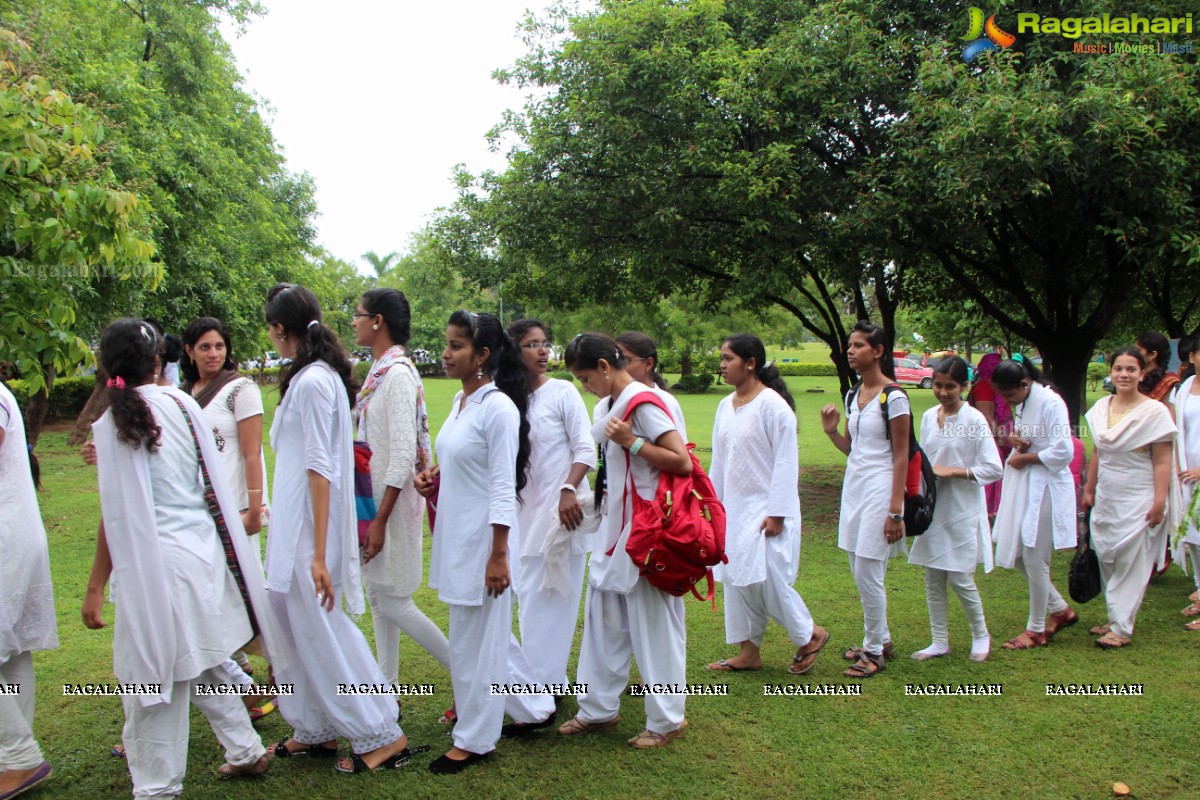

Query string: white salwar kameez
992 382 1076 634
908 404 1002 648
710 389 813 649
428 384 553 755
0 383 57 773
1172 376 1200 588
510 379 595 688
357 360 450 684
574 383 687 736
266 363 402 754
94 386 276 797
838 387 909 656
1085 397 1179 638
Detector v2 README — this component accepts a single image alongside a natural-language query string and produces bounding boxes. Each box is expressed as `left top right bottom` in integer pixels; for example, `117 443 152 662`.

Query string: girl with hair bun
556 332 693 749
907 356 1002 662
412 311 553 773
706 334 829 675
85 317 275 794
615 331 687 440
263 284 413 774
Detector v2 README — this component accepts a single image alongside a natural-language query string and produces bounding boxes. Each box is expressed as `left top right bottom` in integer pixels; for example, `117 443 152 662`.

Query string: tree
361 249 402 280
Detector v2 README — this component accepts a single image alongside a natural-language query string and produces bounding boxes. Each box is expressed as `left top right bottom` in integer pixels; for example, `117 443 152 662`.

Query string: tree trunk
680 349 693 376
68 361 111 447
24 365 55 448
1037 337 1095 429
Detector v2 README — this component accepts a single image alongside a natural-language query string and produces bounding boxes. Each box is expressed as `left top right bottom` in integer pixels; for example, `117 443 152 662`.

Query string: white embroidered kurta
0 382 57 662
1174 376 1200 548
838 387 910 561
710 388 800 586
428 383 521 606
1085 396 1179 568
993 382 1077 568
587 383 677 594
908 404 1003 573
204 376 270 514
359 363 426 597
267 362 362 614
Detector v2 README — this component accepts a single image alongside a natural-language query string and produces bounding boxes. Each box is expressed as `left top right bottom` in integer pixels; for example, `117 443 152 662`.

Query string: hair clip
107 376 126 389
307 320 320 330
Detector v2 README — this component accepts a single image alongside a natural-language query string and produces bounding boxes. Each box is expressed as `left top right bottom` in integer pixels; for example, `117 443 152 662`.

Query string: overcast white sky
222 1 568 273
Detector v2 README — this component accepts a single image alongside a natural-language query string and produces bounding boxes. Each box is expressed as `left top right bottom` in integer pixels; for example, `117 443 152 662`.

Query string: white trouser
924 568 988 645
512 552 586 687
575 578 686 735
121 666 265 798
1015 500 1069 633
1100 536 1154 639
0 651 42 771
366 583 452 685
212 659 255 690
268 587 403 754
723 556 814 649
1188 544 1200 592
848 553 890 656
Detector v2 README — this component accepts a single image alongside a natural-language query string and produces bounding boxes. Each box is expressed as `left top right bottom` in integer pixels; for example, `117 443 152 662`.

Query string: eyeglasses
352 312 374 319
520 341 552 350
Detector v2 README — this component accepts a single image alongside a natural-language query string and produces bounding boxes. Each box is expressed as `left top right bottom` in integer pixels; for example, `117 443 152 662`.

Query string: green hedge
5 379 31 414
775 363 838 377
1087 361 1109 389
6 376 95 420
674 373 715 394
549 370 575 383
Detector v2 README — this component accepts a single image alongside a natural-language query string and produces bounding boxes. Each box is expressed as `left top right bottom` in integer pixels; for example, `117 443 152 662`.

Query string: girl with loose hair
707 334 829 675
413 311 553 773
907 356 1002 662
820 321 910 678
555 333 693 749
989 358 1079 650
85 318 275 794
1082 348 1179 648
1136 330 1179 404
351 289 451 693
264 284 413 774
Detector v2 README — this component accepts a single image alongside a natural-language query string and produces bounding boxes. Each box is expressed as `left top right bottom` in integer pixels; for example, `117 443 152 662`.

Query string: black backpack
845 382 937 536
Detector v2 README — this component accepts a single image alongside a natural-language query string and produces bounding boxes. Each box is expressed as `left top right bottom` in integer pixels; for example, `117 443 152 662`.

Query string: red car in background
894 357 934 388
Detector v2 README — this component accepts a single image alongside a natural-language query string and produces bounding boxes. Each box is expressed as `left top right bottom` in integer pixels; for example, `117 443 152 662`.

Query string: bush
353 360 371 383
674 373 715 394
46 376 95 419
775 363 838 377
549 370 575 383
240 367 283 384
1087 361 1109 389
5 379 30 416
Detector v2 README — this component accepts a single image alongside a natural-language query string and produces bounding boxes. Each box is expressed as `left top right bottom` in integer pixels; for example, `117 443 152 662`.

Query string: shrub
1087 361 1109 389
240 366 282 384
46 376 96 419
775 363 838 377
674 373 714 394
5 379 31 416
549 370 575 383
353 360 371 383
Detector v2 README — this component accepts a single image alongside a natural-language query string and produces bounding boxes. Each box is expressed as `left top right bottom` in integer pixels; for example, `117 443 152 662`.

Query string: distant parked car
895 357 934 388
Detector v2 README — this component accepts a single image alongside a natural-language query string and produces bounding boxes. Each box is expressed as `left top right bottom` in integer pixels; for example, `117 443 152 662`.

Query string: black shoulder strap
845 380 863 417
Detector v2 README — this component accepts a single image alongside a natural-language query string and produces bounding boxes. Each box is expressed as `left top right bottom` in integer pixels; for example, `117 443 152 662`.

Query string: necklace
733 385 763 408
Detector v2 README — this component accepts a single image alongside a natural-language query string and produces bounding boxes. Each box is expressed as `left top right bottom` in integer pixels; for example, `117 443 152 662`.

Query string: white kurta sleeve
709 401 727 502
765 400 800 519
485 400 519 530
232 378 264 422
297 373 337 481
562 385 598 471
970 418 1004 485
1035 397 1073 470
382 370 419 491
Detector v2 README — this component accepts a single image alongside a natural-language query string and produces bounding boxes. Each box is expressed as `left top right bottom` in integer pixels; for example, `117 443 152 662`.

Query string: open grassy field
22 376 1200 799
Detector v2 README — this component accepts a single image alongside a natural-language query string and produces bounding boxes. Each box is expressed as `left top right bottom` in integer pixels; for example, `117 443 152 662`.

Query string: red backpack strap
605 391 676 557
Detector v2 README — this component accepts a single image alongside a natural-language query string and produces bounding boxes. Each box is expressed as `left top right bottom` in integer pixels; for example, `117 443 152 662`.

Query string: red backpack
613 393 728 601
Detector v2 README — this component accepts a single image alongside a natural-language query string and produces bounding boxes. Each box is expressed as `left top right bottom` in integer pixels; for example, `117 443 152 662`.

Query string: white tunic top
0 382 58 662
267 362 362 613
993 382 1077 568
203 376 269 514
710 388 800 586
516 379 596 560
838 386 910 561
908 404 1003 573
1173 376 1200 546
587 382 677 594
359 364 427 596
428 383 521 606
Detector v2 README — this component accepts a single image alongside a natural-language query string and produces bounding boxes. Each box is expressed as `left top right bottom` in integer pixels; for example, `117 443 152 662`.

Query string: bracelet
965 468 973 482
247 489 263 494
560 483 577 494
630 437 646 456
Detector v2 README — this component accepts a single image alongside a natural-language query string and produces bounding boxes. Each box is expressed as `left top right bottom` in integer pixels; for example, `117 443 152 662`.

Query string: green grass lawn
24 376 1199 799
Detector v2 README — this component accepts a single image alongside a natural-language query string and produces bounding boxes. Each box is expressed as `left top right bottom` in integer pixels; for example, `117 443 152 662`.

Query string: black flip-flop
335 745 429 774
428 750 494 775
273 738 338 758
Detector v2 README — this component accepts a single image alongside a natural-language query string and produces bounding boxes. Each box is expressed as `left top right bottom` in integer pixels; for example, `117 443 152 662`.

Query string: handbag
1068 509 1102 604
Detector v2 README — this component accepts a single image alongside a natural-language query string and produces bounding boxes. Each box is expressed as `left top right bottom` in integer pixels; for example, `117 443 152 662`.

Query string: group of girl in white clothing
6 294 1200 796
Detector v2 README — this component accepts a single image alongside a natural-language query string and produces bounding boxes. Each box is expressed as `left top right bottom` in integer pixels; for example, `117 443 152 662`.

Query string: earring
372 324 379 331
603 370 609 379
476 365 484 380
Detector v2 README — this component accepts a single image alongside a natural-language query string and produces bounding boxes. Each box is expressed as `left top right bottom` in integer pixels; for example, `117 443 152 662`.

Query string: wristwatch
887 512 903 523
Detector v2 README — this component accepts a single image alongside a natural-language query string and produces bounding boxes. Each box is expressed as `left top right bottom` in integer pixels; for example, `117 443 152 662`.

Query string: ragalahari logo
962 7 1016 61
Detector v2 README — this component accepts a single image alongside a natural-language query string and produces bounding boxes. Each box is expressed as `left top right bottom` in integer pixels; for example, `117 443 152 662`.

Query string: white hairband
307 320 319 330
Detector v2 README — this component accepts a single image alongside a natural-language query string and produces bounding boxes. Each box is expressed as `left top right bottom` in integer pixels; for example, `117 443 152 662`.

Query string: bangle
560 483 577 494
630 437 646 456
965 468 973 482
247 489 263 494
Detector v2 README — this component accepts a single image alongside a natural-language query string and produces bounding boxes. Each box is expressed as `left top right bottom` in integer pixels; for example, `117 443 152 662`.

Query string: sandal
1001 630 1047 650
501 711 557 737
1186 619 1200 631
1095 632 1132 649
248 700 276 721
1044 607 1078 640
218 753 271 778
706 658 761 672
273 738 338 758
1182 602 1200 617
627 720 687 749
788 626 830 675
842 650 885 678
437 705 457 726
428 750 493 775
557 715 620 736
842 640 893 662
334 745 429 774
1089 623 1112 636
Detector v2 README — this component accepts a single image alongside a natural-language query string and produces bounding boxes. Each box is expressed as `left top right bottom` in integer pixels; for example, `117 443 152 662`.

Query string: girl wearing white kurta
415 311 553 774
264 284 410 774
504 320 595 715
820 322 910 678
86 318 276 796
351 290 450 689
707 333 828 674
1172 342 1200 628
558 333 694 749
1083 348 1179 648
0 380 57 799
908 357 1003 662
990 361 1078 650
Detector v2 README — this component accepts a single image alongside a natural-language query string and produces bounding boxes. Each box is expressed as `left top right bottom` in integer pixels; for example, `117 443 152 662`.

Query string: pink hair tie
106 376 126 389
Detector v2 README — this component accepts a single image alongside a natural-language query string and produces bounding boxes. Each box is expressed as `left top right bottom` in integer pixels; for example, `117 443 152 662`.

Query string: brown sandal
1182 603 1200 617
842 640 893 662
1088 623 1112 636
788 626 829 675
1001 630 1047 650
1095 632 1132 649
1044 608 1078 640
842 650 885 678
219 753 272 778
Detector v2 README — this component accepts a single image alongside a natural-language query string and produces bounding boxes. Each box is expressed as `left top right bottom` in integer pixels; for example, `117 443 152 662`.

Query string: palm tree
361 249 401 280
